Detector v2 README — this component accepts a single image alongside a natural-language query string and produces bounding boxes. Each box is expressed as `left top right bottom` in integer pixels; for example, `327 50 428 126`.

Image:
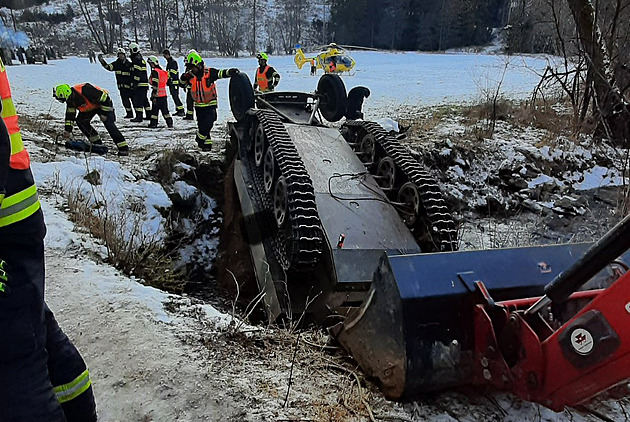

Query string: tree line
329 0 508 51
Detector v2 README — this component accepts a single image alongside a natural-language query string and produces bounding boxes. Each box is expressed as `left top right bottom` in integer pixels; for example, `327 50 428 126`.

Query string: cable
327 172 414 215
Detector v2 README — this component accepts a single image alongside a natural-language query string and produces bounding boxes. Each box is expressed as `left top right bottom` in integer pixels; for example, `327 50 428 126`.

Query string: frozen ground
8 51 551 128
7 51 630 421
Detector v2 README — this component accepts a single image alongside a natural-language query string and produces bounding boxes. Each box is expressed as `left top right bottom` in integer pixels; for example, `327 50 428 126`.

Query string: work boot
117 147 129 156
183 113 194 120
148 121 158 128
130 116 143 122
175 109 185 117
166 117 173 128
144 110 152 120
124 111 134 118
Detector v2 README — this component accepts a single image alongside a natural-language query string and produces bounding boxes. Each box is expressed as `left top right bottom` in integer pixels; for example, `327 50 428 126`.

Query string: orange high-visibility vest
153 68 168 98
0 62 29 170
256 65 270 92
73 84 108 112
190 69 218 106
0 57 41 227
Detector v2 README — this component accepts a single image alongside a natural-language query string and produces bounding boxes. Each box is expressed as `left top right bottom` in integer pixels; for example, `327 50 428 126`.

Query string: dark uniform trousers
131 87 150 119
195 106 217 148
186 89 194 118
0 211 97 422
76 109 127 151
150 97 173 127
169 85 184 112
120 88 133 117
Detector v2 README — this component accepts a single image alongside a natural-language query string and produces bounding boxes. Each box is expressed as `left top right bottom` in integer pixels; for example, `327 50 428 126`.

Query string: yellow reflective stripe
100 106 112 112
0 184 41 227
194 101 217 107
1 184 37 208
2 97 16 117
117 141 128 147
99 91 108 102
0 200 40 227
54 369 91 404
10 132 23 155
67 107 76 113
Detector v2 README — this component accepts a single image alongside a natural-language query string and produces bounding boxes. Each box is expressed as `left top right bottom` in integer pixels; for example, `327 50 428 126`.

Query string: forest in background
2 0 630 146
0 0 627 58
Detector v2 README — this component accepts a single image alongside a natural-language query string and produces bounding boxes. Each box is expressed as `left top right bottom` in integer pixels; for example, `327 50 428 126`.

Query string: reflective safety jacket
165 57 179 87
131 53 149 89
101 58 132 90
181 67 231 107
254 65 280 92
0 58 40 229
64 84 112 133
150 68 168 98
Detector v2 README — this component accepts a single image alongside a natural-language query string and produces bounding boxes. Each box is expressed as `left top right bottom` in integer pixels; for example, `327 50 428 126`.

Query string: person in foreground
0 58 97 422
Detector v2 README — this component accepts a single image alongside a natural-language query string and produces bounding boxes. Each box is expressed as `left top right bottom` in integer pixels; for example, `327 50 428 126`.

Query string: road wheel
397 182 421 227
376 157 396 191
263 148 275 193
229 72 255 122
317 74 347 122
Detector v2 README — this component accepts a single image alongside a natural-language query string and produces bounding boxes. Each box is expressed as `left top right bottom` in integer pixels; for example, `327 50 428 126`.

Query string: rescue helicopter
294 43 357 74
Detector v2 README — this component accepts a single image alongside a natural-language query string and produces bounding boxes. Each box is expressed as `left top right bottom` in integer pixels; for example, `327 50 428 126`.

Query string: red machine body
474 270 630 411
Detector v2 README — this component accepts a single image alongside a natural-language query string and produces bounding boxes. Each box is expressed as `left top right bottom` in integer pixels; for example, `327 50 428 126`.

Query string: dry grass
153 146 194 184
65 181 186 293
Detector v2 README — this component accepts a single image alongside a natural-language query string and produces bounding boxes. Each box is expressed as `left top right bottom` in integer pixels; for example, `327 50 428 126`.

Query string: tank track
244 109 323 270
341 120 458 252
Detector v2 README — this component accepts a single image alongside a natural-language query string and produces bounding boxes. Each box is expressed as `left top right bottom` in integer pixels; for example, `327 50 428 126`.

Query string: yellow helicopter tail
294 44 310 70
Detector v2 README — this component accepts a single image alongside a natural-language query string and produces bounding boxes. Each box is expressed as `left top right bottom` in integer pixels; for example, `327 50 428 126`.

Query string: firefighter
162 49 185 116
147 55 173 128
253 52 280 93
98 47 134 118
52 83 130 156
128 42 151 122
179 50 239 151
0 58 97 422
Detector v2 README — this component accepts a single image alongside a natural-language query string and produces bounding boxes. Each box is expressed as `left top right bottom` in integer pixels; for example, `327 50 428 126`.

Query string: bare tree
272 0 309 54
565 0 630 144
77 0 122 53
208 0 244 56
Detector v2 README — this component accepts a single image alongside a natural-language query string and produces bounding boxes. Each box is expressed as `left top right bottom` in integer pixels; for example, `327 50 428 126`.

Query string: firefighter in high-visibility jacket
179 50 239 151
0 58 97 422
253 52 280 93
97 47 134 118
129 43 151 122
162 49 185 116
52 83 130 156
147 55 173 128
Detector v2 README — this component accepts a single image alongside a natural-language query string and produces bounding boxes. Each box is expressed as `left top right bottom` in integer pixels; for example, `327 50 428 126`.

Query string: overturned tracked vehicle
222 74 630 410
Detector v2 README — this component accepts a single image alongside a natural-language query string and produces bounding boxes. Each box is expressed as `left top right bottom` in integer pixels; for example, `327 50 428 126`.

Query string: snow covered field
7 51 629 421
8 50 551 125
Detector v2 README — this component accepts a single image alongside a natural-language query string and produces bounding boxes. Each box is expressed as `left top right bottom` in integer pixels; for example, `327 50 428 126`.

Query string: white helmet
129 42 139 54
147 55 159 66
116 47 126 55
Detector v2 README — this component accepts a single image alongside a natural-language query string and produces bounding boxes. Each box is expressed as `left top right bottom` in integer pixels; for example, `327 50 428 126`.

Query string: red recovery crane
473 213 630 411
